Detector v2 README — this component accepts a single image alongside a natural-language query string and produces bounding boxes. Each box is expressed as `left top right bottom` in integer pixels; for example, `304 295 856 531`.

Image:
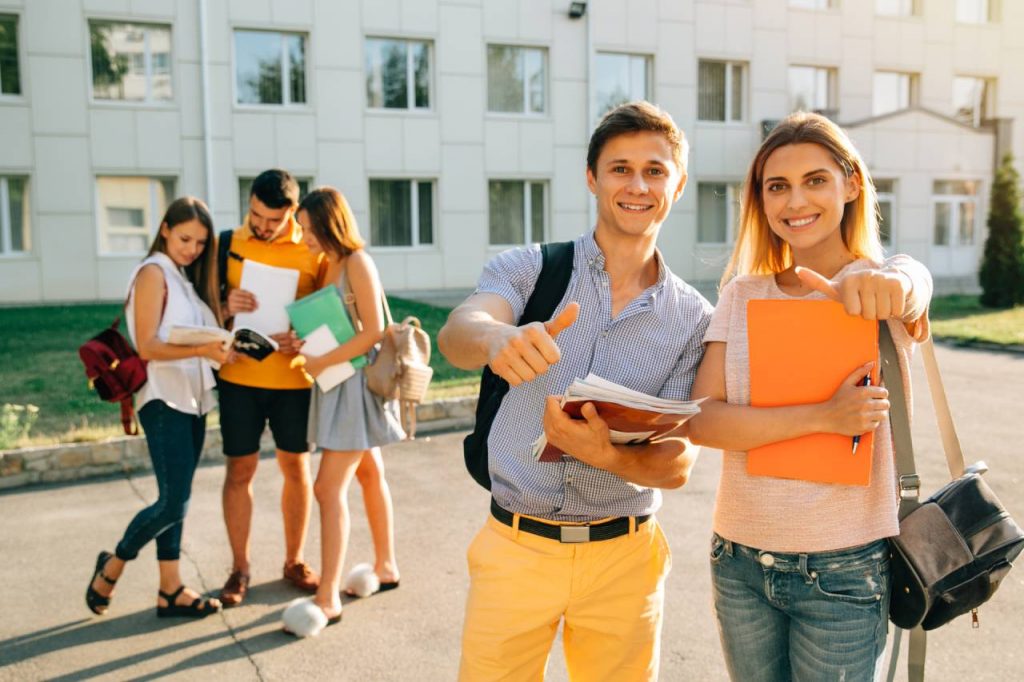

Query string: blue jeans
115 400 206 562
710 533 890 682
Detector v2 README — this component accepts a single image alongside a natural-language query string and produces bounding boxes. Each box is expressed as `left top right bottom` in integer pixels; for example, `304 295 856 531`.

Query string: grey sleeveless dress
306 277 405 451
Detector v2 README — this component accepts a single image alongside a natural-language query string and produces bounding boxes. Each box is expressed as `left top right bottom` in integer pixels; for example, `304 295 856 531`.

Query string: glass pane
933 180 979 195
530 182 545 243
789 66 830 111
0 15 20 95
108 207 145 227
417 181 433 245
489 181 525 244
873 72 910 116
149 25 172 100
288 34 306 104
874 179 895 193
790 0 830 7
525 48 545 113
878 199 892 246
956 0 988 23
933 202 950 245
596 53 631 117
298 179 310 203
488 45 524 113
370 180 412 246
235 30 282 104
730 63 744 121
413 41 430 108
366 39 407 109
630 55 648 101
698 61 726 121
698 184 728 243
90 22 147 101
952 76 986 124
7 177 28 251
238 177 253 223
877 0 914 15
958 201 975 244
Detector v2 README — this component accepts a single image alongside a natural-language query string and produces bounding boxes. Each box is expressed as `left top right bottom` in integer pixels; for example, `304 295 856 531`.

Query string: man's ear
586 166 597 195
673 172 688 203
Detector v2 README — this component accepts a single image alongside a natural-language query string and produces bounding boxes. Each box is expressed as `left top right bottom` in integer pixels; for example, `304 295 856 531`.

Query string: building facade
0 0 1020 303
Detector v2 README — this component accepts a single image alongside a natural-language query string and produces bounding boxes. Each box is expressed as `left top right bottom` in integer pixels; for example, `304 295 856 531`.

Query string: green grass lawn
929 295 1024 347
0 297 478 446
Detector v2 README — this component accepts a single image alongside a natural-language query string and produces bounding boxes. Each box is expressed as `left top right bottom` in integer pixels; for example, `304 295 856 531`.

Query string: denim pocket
812 558 889 605
710 534 728 564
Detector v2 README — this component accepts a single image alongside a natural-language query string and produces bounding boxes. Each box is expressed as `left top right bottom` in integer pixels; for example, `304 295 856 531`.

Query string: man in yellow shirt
217 169 328 606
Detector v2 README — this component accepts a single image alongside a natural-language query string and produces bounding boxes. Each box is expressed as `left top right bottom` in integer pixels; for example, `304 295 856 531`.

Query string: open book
168 325 279 361
532 374 705 463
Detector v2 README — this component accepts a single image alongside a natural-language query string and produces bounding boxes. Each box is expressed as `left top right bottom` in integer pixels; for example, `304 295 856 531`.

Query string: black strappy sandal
85 550 117 615
156 585 221 619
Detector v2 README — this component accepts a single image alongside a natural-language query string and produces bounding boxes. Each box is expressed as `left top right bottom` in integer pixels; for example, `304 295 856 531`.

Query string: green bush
979 154 1024 308
0 403 39 450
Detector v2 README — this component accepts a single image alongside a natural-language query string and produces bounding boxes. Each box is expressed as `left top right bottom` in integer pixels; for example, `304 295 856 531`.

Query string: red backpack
79 317 148 435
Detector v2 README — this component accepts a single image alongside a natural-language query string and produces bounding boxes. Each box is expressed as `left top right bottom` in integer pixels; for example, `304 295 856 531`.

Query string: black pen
852 375 871 454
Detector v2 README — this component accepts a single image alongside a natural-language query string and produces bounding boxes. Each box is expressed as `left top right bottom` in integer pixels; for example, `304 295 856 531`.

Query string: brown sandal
220 570 250 607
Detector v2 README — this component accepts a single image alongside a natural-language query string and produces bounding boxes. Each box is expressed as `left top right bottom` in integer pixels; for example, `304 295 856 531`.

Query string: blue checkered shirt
478 231 714 521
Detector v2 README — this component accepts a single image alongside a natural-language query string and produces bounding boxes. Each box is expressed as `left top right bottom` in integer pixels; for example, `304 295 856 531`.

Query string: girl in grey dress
285 187 404 635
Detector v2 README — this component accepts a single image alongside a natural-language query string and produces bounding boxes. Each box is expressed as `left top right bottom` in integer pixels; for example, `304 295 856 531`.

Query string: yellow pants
459 514 672 682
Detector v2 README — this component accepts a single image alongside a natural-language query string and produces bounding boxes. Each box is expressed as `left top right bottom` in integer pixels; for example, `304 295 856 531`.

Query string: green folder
286 286 367 369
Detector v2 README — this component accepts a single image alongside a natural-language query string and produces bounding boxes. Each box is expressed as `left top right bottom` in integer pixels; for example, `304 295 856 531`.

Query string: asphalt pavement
1 343 1022 681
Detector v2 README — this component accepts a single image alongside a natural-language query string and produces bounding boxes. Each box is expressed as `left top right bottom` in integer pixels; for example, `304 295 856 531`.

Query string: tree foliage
979 154 1024 308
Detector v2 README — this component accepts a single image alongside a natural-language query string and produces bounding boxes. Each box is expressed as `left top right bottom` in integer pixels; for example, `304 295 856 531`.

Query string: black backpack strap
463 240 575 491
217 229 236 302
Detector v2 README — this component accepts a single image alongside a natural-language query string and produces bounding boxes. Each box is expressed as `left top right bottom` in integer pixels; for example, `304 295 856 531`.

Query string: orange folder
747 299 879 486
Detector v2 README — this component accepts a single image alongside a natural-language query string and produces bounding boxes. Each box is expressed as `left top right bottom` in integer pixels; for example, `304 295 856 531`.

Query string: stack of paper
532 373 705 462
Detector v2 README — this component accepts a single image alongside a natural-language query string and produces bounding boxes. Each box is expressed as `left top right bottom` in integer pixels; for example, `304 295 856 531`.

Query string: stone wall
0 397 476 491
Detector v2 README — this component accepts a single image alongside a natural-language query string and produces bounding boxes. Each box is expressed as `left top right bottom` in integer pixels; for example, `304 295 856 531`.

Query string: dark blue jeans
115 400 206 562
710 533 890 682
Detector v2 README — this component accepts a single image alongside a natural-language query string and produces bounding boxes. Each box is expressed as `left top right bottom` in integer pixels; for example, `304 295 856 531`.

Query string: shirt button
566 478 573 485
759 553 775 568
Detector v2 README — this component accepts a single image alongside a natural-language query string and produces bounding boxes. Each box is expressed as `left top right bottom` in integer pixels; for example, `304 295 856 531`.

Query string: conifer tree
979 154 1024 308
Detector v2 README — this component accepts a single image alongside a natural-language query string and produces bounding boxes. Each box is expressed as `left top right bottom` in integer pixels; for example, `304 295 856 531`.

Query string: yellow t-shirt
217 217 328 390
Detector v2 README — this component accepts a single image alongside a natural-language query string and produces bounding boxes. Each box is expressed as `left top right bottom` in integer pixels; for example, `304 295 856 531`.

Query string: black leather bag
879 326 1024 681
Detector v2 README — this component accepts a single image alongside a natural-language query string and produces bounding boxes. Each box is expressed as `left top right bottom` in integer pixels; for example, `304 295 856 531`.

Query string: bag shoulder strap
217 229 236 302
339 254 393 332
520 241 575 325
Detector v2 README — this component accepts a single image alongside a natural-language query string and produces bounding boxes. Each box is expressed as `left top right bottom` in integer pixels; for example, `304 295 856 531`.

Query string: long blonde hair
721 112 883 288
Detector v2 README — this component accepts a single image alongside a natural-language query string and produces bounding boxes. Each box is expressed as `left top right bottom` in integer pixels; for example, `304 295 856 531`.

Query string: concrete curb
932 336 1024 355
0 396 477 491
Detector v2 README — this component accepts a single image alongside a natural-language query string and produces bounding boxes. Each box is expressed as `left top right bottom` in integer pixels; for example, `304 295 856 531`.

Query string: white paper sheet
233 260 300 336
302 324 355 392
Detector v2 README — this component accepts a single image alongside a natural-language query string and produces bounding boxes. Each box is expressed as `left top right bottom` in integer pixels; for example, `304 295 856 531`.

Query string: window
369 180 434 247
874 179 895 246
489 180 546 245
364 38 431 110
487 45 546 114
97 177 174 254
595 52 650 118
0 14 20 96
238 177 310 224
697 183 741 244
956 0 997 23
698 60 745 122
235 30 306 105
952 76 995 126
932 180 980 246
0 177 29 254
873 71 916 115
789 0 836 8
789 65 836 112
89 21 172 102
876 0 919 15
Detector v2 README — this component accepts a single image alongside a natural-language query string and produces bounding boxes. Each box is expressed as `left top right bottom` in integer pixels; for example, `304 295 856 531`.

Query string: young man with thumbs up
439 101 714 681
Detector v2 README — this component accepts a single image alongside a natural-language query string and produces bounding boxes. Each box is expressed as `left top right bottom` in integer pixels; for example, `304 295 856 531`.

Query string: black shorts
217 378 311 456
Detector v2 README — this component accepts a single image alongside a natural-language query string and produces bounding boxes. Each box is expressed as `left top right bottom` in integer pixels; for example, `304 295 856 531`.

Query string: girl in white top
85 197 233 619
688 112 931 681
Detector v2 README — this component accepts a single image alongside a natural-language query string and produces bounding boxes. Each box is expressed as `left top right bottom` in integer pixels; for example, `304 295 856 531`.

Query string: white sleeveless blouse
126 252 217 416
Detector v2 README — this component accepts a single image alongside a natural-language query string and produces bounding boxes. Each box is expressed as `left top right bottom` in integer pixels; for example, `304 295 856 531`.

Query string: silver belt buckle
560 525 590 543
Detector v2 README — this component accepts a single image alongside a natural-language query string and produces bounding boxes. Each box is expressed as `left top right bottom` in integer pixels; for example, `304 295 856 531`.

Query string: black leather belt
490 499 650 544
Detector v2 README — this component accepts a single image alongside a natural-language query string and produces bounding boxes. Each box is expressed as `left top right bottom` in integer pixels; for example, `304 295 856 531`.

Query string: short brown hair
587 101 688 175
297 187 365 257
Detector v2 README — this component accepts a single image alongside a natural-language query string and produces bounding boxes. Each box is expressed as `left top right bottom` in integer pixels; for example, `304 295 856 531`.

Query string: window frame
485 44 549 117
232 27 310 109
874 179 896 247
0 176 30 256
952 74 996 127
697 59 747 124
875 0 921 16
789 0 839 9
87 19 175 105
696 181 742 245
487 179 548 247
594 51 653 121
931 180 981 247
0 12 22 99
788 64 838 113
95 175 176 256
364 36 433 113
367 178 437 250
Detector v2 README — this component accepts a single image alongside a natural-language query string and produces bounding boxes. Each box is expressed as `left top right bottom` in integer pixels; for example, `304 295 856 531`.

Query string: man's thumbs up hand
795 265 910 321
489 302 580 387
